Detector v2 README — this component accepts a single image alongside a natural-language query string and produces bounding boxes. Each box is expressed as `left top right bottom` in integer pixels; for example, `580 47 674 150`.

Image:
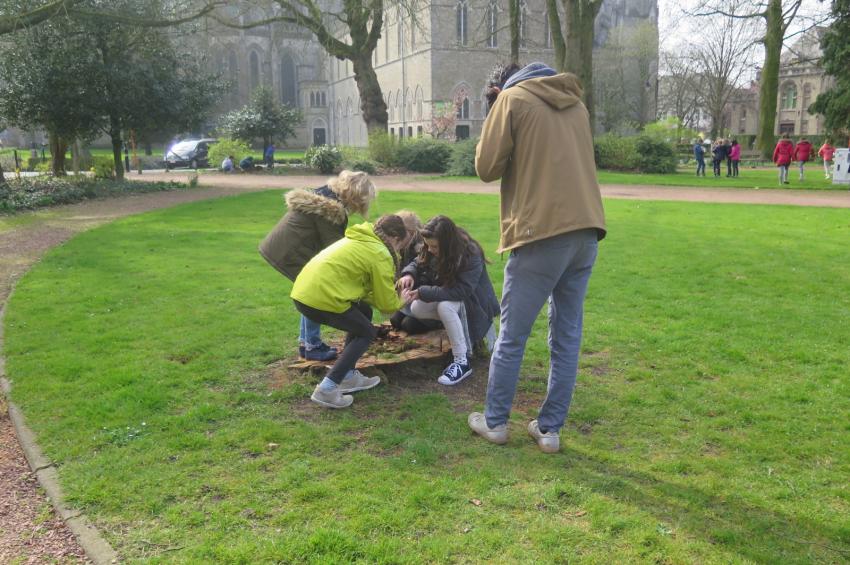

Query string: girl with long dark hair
397 215 499 385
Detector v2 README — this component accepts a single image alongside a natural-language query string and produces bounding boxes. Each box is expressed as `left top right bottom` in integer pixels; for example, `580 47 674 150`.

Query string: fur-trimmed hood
285 187 346 225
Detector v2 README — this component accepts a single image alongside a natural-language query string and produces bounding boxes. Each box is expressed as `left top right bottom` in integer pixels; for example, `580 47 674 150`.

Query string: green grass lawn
431 164 844 190
4 192 850 563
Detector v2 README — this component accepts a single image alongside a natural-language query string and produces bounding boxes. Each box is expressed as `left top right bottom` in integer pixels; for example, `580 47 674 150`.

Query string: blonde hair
328 170 376 217
395 209 422 233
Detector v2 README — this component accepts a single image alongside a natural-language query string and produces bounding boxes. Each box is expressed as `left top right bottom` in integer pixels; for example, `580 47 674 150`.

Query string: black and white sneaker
437 360 471 386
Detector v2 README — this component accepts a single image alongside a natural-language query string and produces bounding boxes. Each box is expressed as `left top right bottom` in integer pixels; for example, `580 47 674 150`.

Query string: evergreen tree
810 0 850 134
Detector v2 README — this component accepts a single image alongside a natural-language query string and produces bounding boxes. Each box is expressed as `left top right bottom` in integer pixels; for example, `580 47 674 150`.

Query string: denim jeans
485 229 599 432
299 315 323 348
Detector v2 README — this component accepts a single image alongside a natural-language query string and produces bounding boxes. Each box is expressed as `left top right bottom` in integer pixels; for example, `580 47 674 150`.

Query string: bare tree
658 49 705 130
693 0 804 157
543 0 604 125
687 10 758 138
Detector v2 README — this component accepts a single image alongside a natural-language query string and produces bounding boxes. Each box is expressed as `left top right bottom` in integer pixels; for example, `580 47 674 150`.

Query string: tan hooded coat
475 73 606 253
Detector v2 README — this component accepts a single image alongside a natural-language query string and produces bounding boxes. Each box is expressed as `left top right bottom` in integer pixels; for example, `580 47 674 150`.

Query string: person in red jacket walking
773 133 795 185
793 137 813 182
818 139 835 179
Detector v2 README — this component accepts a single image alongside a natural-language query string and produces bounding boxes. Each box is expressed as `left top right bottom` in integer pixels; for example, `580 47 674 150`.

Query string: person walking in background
793 137 813 182
264 143 276 169
773 133 795 185
729 140 741 177
711 140 724 177
818 139 835 179
694 138 706 176
472 62 606 453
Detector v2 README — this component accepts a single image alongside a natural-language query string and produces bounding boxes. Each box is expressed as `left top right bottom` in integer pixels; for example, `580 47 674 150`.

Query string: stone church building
192 0 658 148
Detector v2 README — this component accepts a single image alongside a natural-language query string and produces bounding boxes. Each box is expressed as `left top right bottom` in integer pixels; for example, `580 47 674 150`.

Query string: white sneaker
468 412 508 444
339 370 381 393
310 385 353 409
527 420 560 453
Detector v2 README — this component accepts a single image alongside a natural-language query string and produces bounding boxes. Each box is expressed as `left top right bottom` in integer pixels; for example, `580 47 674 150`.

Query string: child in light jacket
291 215 408 409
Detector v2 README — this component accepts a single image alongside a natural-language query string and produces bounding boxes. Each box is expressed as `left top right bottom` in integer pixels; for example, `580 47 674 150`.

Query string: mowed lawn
4 191 849 563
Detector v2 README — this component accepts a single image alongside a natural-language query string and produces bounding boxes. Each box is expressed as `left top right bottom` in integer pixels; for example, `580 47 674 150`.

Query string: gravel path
135 170 850 207
1 174 847 563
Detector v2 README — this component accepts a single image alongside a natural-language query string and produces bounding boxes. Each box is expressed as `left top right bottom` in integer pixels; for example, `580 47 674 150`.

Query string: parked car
165 138 216 169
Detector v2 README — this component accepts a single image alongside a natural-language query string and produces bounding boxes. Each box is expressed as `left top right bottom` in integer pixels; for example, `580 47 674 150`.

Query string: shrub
0 177 185 213
395 138 452 173
368 131 399 166
634 136 677 174
448 138 478 176
91 156 115 179
594 134 638 171
349 160 377 175
208 137 251 169
305 145 343 174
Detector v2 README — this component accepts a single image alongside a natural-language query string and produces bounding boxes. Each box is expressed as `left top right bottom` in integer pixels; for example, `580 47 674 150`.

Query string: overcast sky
658 0 831 53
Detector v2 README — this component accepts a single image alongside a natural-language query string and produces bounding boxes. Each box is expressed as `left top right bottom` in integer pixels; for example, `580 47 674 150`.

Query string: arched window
405 88 413 120
415 87 424 120
310 92 316 107
384 20 389 61
396 89 402 122
280 53 297 106
456 1 468 46
397 12 404 57
544 9 553 49
457 97 470 120
321 92 326 106
487 0 498 48
228 51 239 107
249 51 260 92
781 83 797 109
519 0 528 48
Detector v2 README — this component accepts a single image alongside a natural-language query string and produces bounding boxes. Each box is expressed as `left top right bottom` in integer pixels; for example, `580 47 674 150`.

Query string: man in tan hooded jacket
468 62 606 453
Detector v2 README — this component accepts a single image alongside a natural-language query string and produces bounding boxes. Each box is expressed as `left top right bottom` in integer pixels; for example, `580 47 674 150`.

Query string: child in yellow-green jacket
291 215 408 408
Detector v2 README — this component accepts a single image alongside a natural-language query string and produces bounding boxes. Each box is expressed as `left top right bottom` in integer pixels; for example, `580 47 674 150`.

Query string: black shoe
301 342 338 361
437 360 472 386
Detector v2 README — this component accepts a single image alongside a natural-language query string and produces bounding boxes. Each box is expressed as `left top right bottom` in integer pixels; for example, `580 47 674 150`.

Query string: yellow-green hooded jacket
291 222 402 314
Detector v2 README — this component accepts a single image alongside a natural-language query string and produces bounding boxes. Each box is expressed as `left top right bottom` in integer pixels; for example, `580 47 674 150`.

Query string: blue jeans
485 229 599 432
299 315 323 348
696 158 705 176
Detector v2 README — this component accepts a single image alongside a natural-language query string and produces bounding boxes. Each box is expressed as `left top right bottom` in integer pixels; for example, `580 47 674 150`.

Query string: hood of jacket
514 73 584 111
284 187 346 224
345 221 382 244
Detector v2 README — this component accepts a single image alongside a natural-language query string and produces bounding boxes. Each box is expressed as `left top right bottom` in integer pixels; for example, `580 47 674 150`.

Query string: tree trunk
0 160 5 186
351 54 388 134
509 0 520 65
110 121 124 180
564 0 601 128
547 0 567 71
48 132 68 176
757 0 783 159
144 141 152 156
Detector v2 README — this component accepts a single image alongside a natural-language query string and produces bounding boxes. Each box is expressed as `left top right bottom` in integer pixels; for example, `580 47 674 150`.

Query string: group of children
773 134 837 184
694 138 741 178
694 136 838 184
259 171 499 408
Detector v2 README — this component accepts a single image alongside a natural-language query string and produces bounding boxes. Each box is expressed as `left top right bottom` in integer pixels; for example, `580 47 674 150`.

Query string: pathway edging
1 303 119 564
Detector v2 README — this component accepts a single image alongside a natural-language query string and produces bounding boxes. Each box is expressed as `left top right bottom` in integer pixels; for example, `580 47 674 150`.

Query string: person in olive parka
259 170 376 361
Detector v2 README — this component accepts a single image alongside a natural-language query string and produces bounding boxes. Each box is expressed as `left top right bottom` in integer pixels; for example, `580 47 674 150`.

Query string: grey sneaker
467 412 508 445
339 370 381 393
527 420 560 453
310 385 353 409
